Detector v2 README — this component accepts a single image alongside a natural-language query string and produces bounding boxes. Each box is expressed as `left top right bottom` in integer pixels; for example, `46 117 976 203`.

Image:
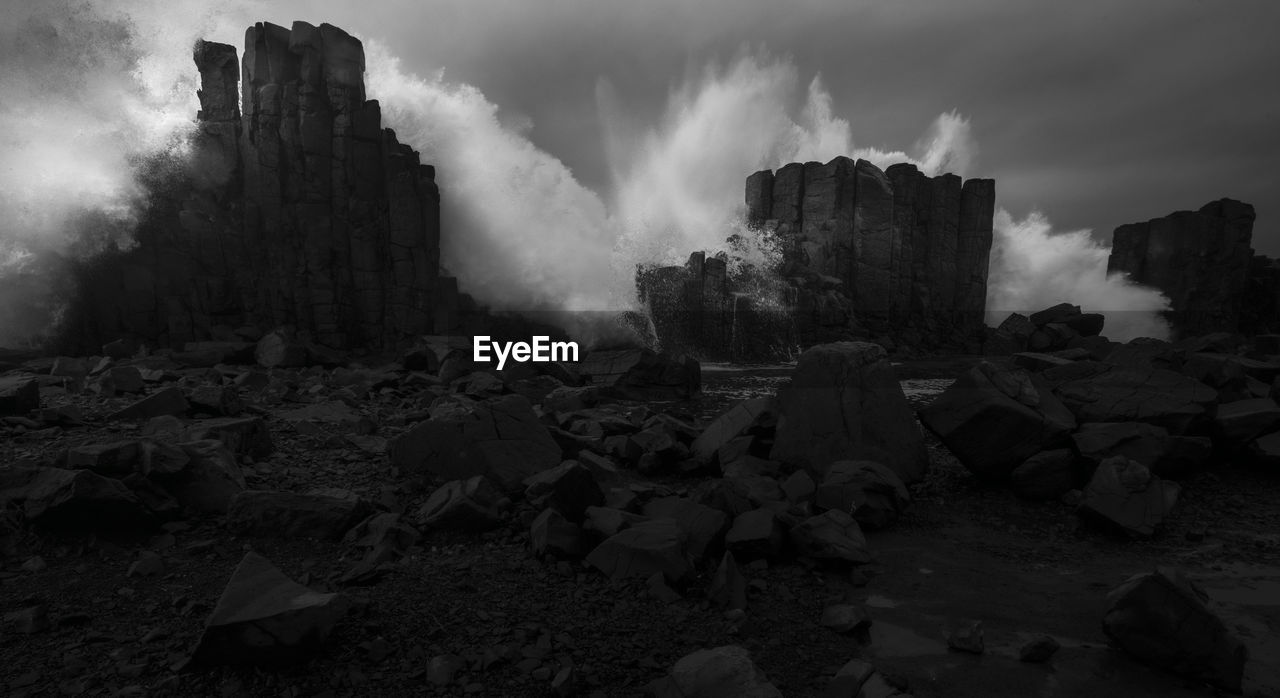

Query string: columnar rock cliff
639 158 995 359
62 22 451 351
746 158 995 336
1107 199 1256 336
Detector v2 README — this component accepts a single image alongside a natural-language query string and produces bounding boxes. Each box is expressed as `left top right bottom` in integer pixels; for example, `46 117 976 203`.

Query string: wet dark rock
185 552 348 669
648 645 781 698
1009 449 1077 500
1077 457 1179 538
390 394 561 491
691 397 775 462
65 441 143 476
582 505 648 539
187 385 243 416
183 416 273 459
823 658 876 697
417 476 508 531
160 440 246 513
226 488 372 540
813 460 910 530
771 342 928 484
920 362 1075 480
522 461 604 521
1102 567 1247 693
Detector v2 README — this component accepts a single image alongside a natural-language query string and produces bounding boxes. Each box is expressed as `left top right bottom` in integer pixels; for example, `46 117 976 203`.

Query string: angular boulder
1102 567 1247 693
790 510 870 565
185 552 348 669
586 519 690 583
919 362 1076 480
642 496 728 563
0 466 152 529
813 460 909 530
1009 449 1077 501
1077 457 1179 538
418 476 508 531
390 394 561 491
771 342 928 484
1213 397 1280 445
572 349 700 401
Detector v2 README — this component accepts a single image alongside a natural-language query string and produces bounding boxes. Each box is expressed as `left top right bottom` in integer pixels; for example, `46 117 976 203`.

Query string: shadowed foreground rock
1103 567 1248 693
771 342 928 484
185 552 349 669
1077 457 1180 538
648 645 782 698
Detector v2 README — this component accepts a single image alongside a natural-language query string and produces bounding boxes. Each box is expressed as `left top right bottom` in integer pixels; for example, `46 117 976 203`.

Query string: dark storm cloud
257 0 1280 250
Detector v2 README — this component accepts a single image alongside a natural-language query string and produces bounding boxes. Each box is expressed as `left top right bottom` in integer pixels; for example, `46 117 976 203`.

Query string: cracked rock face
1103 567 1248 693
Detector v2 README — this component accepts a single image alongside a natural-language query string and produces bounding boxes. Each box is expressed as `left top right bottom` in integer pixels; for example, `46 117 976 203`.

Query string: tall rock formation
62 22 451 351
1107 199 1256 337
640 158 995 359
746 158 994 337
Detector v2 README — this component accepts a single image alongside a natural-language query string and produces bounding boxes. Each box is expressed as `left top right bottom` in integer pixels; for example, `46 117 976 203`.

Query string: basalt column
746 157 995 341
1107 199 1255 336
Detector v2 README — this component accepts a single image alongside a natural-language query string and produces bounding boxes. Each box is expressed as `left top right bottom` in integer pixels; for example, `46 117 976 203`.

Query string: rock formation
1107 199 1256 337
61 22 454 352
638 157 995 359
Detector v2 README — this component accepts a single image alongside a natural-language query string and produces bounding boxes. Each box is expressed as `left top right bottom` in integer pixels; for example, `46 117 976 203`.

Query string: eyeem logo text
473 335 579 370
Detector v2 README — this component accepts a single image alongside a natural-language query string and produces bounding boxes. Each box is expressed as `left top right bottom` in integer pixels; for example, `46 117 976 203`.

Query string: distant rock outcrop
1107 199 1256 337
61 22 456 352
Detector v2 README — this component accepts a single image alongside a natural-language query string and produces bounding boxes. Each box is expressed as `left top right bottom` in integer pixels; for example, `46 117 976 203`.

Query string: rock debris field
1 328 1279 697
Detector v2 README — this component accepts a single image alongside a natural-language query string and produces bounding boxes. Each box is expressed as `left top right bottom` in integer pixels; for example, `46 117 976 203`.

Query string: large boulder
1009 449 1077 501
185 552 348 669
789 510 870 565
1046 362 1216 434
389 394 561 491
690 397 775 463
1072 422 1212 478
813 460 909 530
642 496 729 563
1213 398 1280 445
572 349 700 401
1102 567 1248 693
770 342 928 484
586 519 690 583
648 645 782 698
919 362 1076 480
1077 457 1179 538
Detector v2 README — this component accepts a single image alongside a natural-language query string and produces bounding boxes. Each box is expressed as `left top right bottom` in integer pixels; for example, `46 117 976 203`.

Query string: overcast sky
237 0 1278 251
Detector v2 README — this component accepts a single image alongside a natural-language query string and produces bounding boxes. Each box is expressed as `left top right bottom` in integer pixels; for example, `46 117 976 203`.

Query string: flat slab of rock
1214 397 1280 445
186 552 348 668
1072 422 1211 477
1048 362 1216 434
771 342 928 484
691 397 775 462
1103 567 1247 693
227 488 372 540
1077 457 1179 538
